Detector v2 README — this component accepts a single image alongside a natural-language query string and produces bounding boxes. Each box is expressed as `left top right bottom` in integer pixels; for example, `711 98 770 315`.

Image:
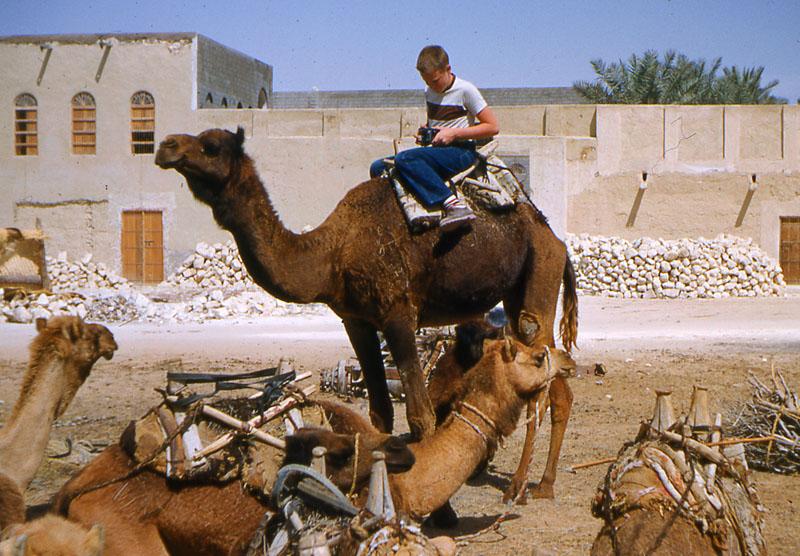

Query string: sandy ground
1 293 799 555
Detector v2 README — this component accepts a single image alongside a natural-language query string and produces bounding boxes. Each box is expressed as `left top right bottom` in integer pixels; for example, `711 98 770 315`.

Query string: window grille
131 91 155 154
14 93 38 156
72 92 96 155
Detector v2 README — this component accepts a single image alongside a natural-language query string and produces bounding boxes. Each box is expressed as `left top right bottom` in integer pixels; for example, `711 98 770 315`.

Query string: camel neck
0 357 66 490
209 162 335 303
389 407 495 517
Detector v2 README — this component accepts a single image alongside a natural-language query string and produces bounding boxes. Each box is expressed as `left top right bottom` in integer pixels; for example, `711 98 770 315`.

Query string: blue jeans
370 145 478 207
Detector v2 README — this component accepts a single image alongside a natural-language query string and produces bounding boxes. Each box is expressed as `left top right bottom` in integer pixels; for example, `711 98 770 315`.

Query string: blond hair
416 45 449 73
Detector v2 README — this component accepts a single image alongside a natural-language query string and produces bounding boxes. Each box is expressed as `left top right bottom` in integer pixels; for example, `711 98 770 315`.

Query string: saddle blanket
389 143 530 232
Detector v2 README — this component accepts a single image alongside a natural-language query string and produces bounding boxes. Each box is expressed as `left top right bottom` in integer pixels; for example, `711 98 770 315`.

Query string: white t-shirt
425 76 488 129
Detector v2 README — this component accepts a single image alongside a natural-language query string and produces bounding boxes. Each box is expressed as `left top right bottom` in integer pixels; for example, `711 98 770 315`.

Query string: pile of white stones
47 252 129 292
566 234 785 299
2 234 786 325
1 243 326 325
165 241 252 289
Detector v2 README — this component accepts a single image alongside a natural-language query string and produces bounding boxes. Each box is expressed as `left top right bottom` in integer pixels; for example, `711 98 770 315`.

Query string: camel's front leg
529 375 573 499
383 318 436 440
343 318 393 433
503 387 548 504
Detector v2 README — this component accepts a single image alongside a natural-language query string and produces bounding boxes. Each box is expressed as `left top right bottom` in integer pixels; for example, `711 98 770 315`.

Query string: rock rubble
1 242 326 325
1 235 786 324
566 234 785 299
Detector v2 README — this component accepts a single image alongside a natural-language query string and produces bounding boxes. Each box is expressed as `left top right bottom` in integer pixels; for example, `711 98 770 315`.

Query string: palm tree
573 50 785 104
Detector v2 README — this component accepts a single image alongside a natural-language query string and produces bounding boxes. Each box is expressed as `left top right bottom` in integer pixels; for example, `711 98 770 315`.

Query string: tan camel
0 515 103 556
57 338 573 555
0 317 114 554
155 127 578 502
0 316 117 496
55 424 415 556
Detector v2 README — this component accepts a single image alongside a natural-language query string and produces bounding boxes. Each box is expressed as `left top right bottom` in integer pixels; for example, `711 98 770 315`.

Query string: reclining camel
0 316 116 553
56 335 573 555
55 423 414 555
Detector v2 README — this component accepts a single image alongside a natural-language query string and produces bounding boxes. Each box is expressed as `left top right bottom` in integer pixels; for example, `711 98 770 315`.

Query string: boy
370 45 499 231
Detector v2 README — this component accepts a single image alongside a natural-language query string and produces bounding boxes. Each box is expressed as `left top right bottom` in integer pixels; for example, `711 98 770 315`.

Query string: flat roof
0 32 197 45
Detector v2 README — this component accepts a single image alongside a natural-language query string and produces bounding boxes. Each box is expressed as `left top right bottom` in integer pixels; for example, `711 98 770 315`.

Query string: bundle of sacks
567 234 785 299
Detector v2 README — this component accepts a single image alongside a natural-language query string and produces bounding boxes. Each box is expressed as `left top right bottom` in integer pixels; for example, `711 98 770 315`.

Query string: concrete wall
570 105 800 262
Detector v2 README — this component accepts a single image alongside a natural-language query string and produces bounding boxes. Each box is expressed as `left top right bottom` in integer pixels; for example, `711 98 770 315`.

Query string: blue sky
2 0 798 102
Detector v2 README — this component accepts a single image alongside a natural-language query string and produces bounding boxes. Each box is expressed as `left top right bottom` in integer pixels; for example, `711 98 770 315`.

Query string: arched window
130 91 155 154
257 88 268 109
205 92 213 107
14 93 38 156
71 92 96 155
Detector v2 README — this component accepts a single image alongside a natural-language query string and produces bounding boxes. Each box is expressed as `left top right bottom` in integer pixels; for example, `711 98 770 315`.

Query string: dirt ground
1 294 798 555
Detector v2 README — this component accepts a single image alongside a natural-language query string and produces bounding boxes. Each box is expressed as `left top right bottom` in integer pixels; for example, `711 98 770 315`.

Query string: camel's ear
83 524 104 555
35 317 47 332
234 126 246 151
63 318 84 342
518 310 540 345
501 335 517 362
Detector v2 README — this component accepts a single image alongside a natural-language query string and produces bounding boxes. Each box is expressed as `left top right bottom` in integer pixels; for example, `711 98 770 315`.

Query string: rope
348 432 361 499
452 411 489 447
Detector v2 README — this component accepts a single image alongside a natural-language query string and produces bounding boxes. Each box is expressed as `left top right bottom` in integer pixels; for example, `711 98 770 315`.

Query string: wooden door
780 217 800 284
121 210 164 283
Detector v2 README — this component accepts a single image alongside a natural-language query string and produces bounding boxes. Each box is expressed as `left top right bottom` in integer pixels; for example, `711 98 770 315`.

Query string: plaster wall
3 51 799 276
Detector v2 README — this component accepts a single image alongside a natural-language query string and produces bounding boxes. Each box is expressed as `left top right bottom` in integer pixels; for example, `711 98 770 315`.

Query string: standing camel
155 127 578 501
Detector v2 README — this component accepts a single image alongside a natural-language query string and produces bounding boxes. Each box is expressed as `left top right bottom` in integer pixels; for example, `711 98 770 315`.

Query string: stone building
0 33 272 283
2 33 799 286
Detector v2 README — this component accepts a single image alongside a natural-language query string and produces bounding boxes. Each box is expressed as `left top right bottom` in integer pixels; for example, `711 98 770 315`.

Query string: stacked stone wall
567 234 785 299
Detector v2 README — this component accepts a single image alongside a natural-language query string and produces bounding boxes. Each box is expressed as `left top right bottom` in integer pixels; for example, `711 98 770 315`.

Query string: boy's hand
431 126 459 146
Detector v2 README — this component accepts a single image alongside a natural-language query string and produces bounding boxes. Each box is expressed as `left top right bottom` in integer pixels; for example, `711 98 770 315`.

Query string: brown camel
57 340 572 555
55 422 414 556
155 127 579 502
0 317 117 524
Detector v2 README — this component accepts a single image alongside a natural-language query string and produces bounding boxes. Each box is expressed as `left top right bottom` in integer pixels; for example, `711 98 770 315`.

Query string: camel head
21 317 118 420
0 515 103 556
498 338 576 396
461 336 576 437
155 127 246 205
284 428 415 491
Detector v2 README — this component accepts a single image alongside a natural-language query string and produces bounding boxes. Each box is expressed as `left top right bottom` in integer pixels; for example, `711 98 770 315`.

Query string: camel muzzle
155 137 184 169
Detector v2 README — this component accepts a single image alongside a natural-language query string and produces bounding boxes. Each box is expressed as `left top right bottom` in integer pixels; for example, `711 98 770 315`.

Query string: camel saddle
385 141 531 233
121 392 327 498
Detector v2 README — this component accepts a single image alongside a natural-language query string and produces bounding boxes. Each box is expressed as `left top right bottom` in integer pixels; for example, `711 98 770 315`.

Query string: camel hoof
425 504 459 529
502 482 528 505
528 483 555 500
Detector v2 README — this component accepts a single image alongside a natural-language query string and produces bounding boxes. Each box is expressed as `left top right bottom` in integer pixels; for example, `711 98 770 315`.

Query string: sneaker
440 203 476 231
